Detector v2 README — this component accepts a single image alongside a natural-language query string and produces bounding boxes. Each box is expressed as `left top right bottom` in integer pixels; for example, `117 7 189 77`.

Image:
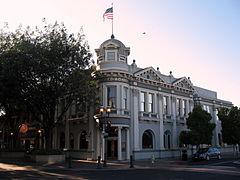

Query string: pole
130 155 134 168
103 122 107 167
112 3 113 36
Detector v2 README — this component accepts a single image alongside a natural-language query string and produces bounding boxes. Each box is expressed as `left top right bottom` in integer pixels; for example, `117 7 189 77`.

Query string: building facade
53 36 232 160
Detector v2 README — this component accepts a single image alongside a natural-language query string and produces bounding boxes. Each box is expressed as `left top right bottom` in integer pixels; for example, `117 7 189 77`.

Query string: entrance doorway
106 139 117 159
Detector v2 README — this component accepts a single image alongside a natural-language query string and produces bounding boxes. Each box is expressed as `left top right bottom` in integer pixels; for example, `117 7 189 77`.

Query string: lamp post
38 129 42 149
99 106 111 167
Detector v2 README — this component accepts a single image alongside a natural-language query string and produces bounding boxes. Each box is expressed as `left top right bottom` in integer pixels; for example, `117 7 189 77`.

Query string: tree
186 105 215 148
179 131 194 147
218 106 240 154
0 21 98 150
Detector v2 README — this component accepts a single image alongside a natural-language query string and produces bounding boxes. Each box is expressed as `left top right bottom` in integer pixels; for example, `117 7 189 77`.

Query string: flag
103 7 113 21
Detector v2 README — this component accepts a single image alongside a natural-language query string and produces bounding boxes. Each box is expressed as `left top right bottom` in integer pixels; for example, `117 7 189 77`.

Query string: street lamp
99 105 111 167
38 129 43 149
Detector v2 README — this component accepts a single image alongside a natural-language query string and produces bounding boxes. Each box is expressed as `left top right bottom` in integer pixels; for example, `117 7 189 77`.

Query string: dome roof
96 36 130 57
99 37 127 50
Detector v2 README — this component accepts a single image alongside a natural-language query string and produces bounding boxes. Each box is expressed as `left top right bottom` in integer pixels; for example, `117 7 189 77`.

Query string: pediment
134 67 165 83
104 42 119 49
173 77 194 90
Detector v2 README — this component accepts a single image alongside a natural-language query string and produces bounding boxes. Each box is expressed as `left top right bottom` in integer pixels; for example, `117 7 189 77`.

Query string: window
163 96 168 114
148 93 153 113
123 87 128 110
164 130 171 149
142 130 153 149
107 86 116 108
79 131 88 149
203 105 210 113
176 99 180 116
107 52 115 61
70 133 74 149
140 92 146 112
183 100 187 116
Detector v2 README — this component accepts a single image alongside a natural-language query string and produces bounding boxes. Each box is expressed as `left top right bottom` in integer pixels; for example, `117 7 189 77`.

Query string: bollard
103 153 107 167
97 156 101 169
103 159 107 167
68 155 72 168
129 155 134 168
151 155 155 165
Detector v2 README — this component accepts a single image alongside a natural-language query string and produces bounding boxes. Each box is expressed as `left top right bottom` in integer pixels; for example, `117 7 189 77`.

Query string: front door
106 139 117 159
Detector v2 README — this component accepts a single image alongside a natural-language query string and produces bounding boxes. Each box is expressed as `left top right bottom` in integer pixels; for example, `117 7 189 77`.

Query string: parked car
192 147 221 161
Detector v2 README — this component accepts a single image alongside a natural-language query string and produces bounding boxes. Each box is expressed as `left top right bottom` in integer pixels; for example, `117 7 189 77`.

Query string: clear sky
0 0 239 106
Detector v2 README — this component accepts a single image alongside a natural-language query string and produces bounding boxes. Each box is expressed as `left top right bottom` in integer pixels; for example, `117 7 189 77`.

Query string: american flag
103 7 113 21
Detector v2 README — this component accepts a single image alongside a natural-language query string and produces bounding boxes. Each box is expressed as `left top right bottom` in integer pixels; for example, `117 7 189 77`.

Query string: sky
0 0 239 106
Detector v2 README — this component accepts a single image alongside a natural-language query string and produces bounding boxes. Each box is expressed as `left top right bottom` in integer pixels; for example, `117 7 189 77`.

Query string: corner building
94 36 232 160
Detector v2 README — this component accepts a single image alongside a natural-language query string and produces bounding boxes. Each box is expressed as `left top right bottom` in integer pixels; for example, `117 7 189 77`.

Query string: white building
53 36 232 160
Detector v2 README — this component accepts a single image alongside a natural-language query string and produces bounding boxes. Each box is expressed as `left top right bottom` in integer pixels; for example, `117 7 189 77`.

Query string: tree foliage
218 106 240 145
186 105 215 147
0 20 98 150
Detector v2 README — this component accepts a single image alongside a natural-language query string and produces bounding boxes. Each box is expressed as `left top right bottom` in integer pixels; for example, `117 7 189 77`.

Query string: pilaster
118 126 122 160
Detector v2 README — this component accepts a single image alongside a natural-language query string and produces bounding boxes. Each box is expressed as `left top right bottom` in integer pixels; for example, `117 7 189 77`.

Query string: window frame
148 93 154 113
106 50 117 61
140 92 146 112
107 86 117 109
122 87 128 110
163 96 168 115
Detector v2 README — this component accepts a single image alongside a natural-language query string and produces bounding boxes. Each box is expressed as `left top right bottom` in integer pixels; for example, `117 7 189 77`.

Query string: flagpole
111 3 114 38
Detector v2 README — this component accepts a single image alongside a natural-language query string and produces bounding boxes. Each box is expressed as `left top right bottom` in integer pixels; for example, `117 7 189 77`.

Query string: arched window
79 131 88 149
142 130 153 149
70 133 74 149
164 130 171 149
60 132 65 149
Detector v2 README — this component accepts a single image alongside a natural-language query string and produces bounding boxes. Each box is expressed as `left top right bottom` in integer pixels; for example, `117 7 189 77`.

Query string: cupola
95 36 130 71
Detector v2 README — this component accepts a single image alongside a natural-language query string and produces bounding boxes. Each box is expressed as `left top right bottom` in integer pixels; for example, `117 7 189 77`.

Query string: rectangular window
176 99 181 116
107 52 115 61
140 92 146 112
163 96 168 114
123 87 128 110
148 93 153 113
203 105 210 113
107 86 116 108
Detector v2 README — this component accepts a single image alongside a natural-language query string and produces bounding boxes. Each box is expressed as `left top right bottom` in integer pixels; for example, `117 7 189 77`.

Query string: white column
154 93 157 113
212 105 219 146
186 99 190 116
96 129 101 158
180 99 184 117
118 126 122 160
103 85 107 107
159 94 164 150
145 92 149 112
126 128 130 160
167 96 171 115
171 96 177 149
189 100 194 112
117 85 121 114
133 89 140 151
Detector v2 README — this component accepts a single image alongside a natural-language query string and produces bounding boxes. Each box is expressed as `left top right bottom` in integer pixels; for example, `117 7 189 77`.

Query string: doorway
106 139 117 159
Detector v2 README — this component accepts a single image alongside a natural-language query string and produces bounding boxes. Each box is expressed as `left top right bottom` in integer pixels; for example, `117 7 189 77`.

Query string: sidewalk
0 156 189 171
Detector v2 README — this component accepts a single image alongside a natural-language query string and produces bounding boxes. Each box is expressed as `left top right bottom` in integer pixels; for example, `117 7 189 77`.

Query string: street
0 157 239 180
